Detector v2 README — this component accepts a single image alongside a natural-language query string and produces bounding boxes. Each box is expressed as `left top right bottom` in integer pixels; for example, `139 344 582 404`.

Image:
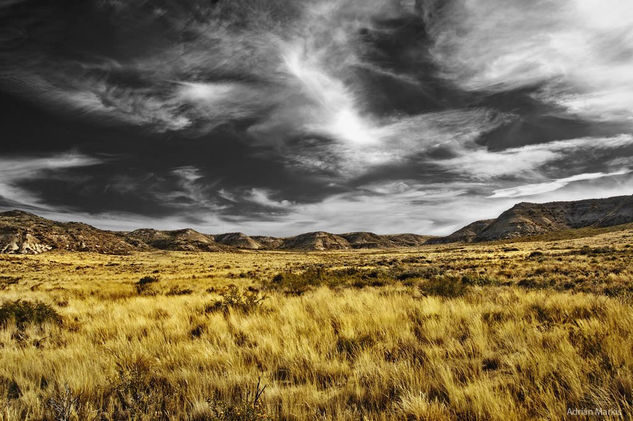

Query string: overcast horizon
2 0 633 236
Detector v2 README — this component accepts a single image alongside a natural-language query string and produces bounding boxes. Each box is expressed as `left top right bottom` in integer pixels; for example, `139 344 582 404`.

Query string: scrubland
1 228 633 420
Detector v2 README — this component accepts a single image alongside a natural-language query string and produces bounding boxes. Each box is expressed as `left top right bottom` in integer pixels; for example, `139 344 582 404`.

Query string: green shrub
0 300 62 330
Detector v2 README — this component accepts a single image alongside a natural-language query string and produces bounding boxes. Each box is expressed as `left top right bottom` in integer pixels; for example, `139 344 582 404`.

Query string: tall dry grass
1 229 633 420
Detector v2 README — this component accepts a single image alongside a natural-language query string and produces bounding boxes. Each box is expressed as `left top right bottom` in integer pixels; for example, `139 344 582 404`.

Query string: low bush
166 286 193 296
574 246 616 256
205 286 266 315
203 379 271 421
420 276 469 298
135 276 159 295
0 300 62 330
460 272 497 286
46 385 81 421
267 266 442 294
527 251 544 259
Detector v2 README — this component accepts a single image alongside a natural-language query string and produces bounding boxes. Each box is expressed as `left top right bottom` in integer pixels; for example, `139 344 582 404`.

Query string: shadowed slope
432 195 633 244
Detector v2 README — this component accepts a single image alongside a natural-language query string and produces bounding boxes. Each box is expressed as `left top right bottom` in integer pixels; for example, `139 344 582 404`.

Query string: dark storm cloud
1 0 633 235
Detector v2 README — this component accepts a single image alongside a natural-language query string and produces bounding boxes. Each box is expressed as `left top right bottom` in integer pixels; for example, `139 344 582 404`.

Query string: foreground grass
1 228 633 420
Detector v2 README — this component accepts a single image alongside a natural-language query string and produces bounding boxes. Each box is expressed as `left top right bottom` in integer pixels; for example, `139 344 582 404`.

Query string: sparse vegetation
135 275 160 295
1 227 633 419
205 285 266 315
419 275 469 297
0 300 61 330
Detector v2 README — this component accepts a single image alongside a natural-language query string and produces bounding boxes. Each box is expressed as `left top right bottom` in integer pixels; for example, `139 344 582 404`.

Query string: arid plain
1 226 633 420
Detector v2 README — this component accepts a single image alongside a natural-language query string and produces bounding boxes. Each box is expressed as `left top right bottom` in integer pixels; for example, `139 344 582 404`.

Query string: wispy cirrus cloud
489 170 631 199
0 152 101 209
436 135 633 179
426 0 633 123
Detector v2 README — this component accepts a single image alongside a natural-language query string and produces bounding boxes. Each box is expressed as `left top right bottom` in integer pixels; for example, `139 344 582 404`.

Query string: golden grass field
1 228 633 420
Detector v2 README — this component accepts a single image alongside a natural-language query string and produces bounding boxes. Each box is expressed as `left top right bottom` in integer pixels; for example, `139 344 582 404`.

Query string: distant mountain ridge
430 194 633 244
4 194 632 254
0 210 429 254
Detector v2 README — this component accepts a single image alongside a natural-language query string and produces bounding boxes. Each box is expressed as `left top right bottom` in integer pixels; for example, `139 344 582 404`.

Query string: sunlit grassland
1 228 633 420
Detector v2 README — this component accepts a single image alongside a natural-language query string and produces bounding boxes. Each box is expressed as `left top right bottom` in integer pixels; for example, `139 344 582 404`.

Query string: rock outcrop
0 210 134 254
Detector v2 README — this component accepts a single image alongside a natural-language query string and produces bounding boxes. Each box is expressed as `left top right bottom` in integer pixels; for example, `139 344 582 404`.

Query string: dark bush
460 272 497 286
166 286 193 296
138 276 159 285
0 377 21 400
517 279 540 289
392 266 443 281
267 270 317 295
0 300 62 330
268 267 412 294
574 246 615 256
205 286 266 315
136 276 159 295
420 276 469 298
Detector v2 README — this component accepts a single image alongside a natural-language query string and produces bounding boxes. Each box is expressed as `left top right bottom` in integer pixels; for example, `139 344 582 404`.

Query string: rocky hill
340 232 395 249
426 220 494 244
213 233 262 250
431 195 633 244
251 236 285 249
123 228 225 252
18 194 629 253
339 232 431 248
0 210 434 254
5 195 632 253
280 232 351 251
0 210 134 254
384 234 432 247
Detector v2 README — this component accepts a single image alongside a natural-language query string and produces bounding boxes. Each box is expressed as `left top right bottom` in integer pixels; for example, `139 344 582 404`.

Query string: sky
1 0 633 236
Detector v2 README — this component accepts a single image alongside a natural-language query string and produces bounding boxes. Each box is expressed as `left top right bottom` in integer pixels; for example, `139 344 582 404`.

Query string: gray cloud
489 171 631 199
425 0 633 123
0 152 101 209
1 0 633 234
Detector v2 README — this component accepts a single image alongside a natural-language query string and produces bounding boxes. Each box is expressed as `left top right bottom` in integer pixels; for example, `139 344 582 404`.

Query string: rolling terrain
2 195 633 419
1 226 632 420
3 194 633 255
0 211 429 254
